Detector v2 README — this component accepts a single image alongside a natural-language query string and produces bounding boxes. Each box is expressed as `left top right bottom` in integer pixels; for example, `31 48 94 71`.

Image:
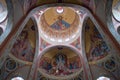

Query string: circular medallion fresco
39 7 81 44
5 59 17 71
104 58 116 71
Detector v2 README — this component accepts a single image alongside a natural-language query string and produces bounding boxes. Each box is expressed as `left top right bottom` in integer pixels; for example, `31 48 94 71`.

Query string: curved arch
30 16 40 61
106 0 120 44
81 16 93 80
81 3 119 79
38 45 83 59
0 3 113 58
0 0 13 44
0 3 92 80
81 9 116 79
27 16 41 80
81 15 112 79
37 45 83 80
9 17 39 62
0 3 119 80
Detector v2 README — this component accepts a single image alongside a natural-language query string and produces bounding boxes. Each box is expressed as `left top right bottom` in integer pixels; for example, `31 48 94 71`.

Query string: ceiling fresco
39 7 81 44
85 19 120 80
37 71 84 80
89 54 120 80
43 7 76 26
85 19 110 61
70 37 81 50
0 0 120 80
39 46 82 79
0 56 32 80
10 19 36 62
21 0 91 15
40 38 50 51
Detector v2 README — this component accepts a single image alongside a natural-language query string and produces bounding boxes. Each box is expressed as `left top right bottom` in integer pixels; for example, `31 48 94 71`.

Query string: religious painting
50 16 70 30
85 19 110 61
70 37 81 50
0 57 24 80
39 52 81 77
40 39 50 51
104 58 116 72
11 25 35 62
4 65 31 80
5 59 17 71
90 27 110 61
0 58 11 80
39 7 80 44
39 57 51 71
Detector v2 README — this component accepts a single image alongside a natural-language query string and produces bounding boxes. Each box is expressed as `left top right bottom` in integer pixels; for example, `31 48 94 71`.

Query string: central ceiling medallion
39 7 81 44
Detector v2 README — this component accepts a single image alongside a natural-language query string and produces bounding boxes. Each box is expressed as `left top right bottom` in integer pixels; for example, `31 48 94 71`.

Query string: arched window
97 76 110 80
11 77 24 80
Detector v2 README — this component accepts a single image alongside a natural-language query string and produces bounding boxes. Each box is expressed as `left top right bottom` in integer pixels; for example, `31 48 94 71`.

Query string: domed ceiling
39 46 82 79
39 7 81 44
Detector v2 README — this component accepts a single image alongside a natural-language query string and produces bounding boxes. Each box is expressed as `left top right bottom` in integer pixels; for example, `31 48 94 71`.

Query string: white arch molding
37 45 83 80
0 3 116 80
0 4 92 80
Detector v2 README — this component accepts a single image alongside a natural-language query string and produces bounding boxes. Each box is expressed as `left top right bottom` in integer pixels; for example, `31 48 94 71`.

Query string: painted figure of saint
51 16 70 30
56 54 65 70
